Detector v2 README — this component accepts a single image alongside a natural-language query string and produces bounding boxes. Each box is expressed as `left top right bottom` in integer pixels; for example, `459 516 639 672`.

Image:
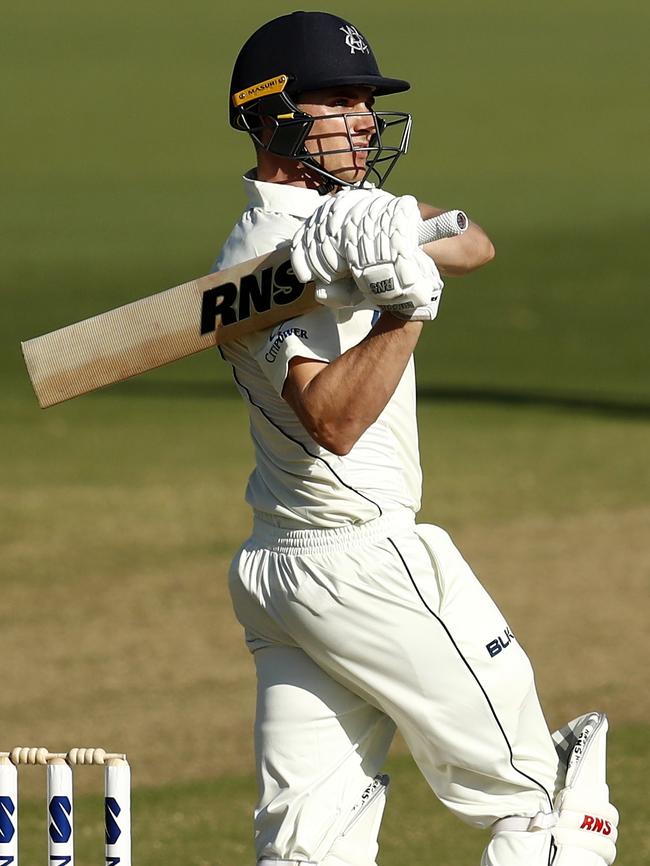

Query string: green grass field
3 1 649 863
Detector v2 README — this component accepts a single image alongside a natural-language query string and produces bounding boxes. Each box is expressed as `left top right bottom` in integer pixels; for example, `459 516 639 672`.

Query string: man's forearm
283 314 422 455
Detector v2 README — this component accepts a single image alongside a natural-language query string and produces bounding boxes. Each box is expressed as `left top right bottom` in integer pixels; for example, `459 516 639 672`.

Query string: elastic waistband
250 510 415 555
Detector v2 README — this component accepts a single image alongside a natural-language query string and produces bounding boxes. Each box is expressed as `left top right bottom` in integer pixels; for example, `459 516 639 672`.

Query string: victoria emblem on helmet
340 25 370 55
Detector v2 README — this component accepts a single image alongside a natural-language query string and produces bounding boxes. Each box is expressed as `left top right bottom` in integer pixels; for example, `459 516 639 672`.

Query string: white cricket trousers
228 512 560 865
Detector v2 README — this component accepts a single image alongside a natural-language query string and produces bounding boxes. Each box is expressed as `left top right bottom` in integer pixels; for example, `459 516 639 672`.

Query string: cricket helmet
229 11 412 189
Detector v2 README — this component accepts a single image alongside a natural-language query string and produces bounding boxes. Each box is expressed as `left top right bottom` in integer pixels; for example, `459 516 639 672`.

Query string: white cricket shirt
213 172 422 528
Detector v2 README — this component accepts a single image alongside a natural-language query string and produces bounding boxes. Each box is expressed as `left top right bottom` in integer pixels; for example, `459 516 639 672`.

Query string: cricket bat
21 210 467 408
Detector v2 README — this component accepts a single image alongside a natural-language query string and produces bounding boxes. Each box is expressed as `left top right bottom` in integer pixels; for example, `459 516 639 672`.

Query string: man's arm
418 202 495 275
283 192 480 455
282 314 422 456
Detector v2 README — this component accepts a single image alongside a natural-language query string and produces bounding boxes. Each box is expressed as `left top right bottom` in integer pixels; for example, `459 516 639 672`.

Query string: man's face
296 86 377 184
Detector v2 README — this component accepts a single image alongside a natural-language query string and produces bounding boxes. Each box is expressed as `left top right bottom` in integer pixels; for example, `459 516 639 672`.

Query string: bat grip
417 209 468 245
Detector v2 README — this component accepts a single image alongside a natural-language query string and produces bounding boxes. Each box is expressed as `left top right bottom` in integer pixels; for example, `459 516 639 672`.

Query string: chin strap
316 178 340 195
304 160 344 195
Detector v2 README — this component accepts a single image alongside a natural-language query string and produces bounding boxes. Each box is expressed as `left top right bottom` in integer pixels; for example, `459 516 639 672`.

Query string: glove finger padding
291 196 339 284
343 194 444 312
290 227 319 285
389 196 420 255
291 187 391 286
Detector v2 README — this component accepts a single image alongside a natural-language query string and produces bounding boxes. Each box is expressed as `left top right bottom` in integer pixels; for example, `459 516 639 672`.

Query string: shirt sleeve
213 211 302 272
244 306 343 395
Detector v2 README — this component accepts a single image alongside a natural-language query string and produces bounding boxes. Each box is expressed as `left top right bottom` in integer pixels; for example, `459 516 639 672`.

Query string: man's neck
255 151 324 189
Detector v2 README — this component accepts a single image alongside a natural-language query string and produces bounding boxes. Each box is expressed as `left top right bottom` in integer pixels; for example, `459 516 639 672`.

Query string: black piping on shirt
221 347 383 518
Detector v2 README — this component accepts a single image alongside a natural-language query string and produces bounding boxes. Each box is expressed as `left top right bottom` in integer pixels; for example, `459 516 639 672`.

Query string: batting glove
291 186 394 308
342 194 444 319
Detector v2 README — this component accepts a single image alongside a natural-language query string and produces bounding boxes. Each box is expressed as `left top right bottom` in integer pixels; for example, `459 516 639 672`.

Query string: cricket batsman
215 12 618 866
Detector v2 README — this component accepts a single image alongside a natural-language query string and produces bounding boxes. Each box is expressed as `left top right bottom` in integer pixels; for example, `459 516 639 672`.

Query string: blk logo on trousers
486 627 515 658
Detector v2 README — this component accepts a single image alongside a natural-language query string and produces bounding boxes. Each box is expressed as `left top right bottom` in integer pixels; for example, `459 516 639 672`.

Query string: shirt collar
242 169 327 219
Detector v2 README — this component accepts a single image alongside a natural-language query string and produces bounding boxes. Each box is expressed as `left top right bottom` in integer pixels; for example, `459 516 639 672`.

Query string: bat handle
417 209 468 245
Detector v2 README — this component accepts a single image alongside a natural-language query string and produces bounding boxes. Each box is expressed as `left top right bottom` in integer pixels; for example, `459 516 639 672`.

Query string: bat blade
21 210 467 408
21 247 316 408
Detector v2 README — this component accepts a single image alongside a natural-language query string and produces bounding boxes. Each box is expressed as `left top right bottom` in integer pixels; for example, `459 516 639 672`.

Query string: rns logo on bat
200 261 305 335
